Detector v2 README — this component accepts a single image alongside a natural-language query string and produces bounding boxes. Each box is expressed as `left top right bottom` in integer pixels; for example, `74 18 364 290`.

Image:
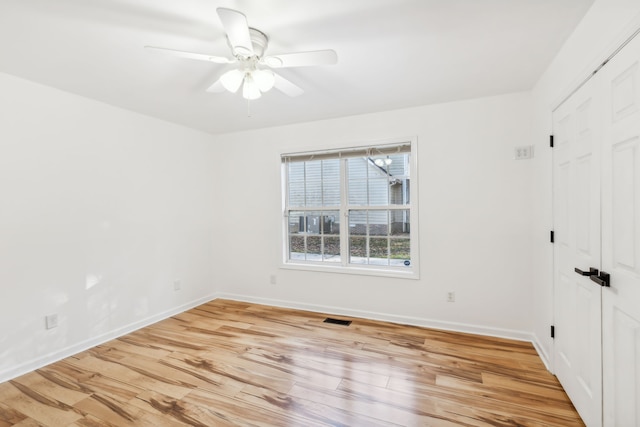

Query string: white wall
212 92 534 338
530 0 640 368
0 72 218 382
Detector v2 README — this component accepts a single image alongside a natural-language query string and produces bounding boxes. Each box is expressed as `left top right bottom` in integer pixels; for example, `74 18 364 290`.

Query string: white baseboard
216 292 536 343
0 293 218 384
531 333 553 373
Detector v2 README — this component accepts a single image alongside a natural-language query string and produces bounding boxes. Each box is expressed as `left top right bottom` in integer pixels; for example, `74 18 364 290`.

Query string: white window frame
280 137 419 279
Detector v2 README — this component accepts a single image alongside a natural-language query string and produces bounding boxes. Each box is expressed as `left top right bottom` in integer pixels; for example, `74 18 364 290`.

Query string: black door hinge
550 135 554 148
551 325 555 339
550 230 555 243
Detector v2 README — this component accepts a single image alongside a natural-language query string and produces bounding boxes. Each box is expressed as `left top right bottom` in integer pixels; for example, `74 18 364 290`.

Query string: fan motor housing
228 28 268 58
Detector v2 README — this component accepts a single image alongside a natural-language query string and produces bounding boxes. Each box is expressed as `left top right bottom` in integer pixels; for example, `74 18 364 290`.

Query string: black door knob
590 271 610 287
574 267 598 276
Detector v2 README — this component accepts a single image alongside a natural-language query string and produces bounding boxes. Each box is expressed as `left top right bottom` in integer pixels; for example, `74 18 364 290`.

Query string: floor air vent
323 317 352 326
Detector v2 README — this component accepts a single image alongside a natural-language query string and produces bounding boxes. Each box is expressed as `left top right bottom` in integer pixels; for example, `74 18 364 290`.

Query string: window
281 139 418 278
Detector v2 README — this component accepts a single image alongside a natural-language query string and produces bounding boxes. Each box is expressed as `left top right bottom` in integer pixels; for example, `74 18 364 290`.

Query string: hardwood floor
0 299 584 426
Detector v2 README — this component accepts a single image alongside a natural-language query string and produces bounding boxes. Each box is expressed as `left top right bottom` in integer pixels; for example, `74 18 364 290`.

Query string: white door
600 32 640 427
553 74 603 427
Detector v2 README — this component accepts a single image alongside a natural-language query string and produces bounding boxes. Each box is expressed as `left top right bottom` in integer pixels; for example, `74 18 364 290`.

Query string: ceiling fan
145 7 338 100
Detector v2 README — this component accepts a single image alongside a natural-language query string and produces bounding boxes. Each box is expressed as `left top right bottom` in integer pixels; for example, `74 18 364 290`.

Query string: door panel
612 140 638 271
553 75 603 427
601 32 640 426
575 157 592 254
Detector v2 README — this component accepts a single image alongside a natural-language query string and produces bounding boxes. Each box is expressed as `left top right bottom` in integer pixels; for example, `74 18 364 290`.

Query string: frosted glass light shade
220 69 245 93
219 67 274 99
242 74 262 100
253 69 275 93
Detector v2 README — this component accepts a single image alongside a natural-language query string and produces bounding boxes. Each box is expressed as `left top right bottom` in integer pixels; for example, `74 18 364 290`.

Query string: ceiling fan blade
264 50 338 68
206 78 227 93
144 46 234 64
273 74 304 97
216 8 253 57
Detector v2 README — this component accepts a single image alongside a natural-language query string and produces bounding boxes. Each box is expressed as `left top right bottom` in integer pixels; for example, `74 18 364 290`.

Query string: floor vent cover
323 317 352 326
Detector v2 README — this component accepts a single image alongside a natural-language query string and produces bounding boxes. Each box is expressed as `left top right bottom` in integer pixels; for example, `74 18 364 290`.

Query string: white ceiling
0 0 594 135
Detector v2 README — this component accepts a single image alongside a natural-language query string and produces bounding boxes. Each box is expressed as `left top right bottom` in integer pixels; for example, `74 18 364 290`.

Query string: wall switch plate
173 280 181 291
447 292 456 303
269 275 277 285
514 145 534 160
45 314 58 329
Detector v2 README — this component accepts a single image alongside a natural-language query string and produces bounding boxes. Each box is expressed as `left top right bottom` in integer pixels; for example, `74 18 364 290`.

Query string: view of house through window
282 141 415 274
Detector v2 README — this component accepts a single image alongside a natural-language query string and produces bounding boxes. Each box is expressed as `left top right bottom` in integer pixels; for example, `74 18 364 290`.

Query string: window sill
280 261 419 280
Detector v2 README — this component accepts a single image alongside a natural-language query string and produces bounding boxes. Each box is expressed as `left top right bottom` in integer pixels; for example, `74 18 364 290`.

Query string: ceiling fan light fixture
220 69 245 93
242 74 262 100
253 69 275 92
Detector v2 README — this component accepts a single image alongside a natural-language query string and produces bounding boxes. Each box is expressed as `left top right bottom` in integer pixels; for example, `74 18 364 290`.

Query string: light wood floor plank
0 299 584 426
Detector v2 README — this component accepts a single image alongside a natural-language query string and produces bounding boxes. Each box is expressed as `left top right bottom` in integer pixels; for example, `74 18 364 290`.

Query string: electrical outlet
447 292 456 303
514 145 534 160
173 280 181 291
269 275 277 285
45 314 58 329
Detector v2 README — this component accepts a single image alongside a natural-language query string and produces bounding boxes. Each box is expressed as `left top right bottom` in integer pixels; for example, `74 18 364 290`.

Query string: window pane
305 161 322 206
347 158 368 205
349 210 367 236
305 211 322 234
288 180 305 206
390 238 410 265
307 236 322 259
288 212 304 235
321 211 339 235
349 236 367 264
369 238 389 264
390 209 410 236
347 157 368 179
324 236 340 262
387 154 408 177
322 159 340 206
389 181 400 205
389 179 407 205
289 235 305 260
368 178 389 206
368 210 388 236
348 180 367 205
288 162 305 181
